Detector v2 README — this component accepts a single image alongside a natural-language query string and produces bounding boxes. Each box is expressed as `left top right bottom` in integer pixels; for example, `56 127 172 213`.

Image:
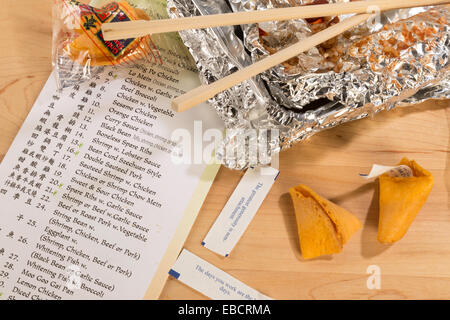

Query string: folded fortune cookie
378 158 434 244
289 184 362 260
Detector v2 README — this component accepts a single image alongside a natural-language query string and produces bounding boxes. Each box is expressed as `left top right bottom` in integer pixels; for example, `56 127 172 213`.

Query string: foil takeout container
168 0 450 169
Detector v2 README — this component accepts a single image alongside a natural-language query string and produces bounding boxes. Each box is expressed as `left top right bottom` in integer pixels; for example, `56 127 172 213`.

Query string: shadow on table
359 180 392 258
328 181 391 258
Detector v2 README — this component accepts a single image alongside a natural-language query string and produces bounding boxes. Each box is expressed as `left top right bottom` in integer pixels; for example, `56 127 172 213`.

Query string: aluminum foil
168 0 450 169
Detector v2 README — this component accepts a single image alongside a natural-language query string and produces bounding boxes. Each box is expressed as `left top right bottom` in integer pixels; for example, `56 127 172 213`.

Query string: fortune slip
202 166 279 257
169 249 272 300
360 164 413 179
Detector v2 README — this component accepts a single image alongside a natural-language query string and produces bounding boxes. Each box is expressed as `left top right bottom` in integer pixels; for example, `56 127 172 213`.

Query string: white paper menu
0 58 222 299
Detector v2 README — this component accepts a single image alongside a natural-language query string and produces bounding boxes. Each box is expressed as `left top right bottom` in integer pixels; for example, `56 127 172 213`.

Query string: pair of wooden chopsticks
101 0 449 112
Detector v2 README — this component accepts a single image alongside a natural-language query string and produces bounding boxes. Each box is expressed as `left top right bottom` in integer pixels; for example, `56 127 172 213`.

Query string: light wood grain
102 0 449 40
1 0 449 300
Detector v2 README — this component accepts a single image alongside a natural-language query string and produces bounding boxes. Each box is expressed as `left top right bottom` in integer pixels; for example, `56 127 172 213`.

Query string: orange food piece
378 158 434 244
64 1 152 66
289 184 362 259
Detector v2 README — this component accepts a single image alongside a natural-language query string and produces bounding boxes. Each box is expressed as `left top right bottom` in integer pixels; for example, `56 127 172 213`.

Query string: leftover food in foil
168 0 450 169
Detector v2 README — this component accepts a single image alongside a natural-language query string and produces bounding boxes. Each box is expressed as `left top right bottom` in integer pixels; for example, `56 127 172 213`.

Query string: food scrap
289 184 362 259
378 158 434 244
259 0 342 73
349 9 445 73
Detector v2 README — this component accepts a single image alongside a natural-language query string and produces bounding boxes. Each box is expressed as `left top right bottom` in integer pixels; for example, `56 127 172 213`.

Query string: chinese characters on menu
0 58 222 299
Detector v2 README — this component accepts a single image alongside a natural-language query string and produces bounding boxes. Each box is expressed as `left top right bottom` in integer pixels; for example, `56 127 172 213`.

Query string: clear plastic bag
52 0 165 88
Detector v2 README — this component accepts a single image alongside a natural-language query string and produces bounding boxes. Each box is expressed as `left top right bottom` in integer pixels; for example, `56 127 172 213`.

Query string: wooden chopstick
172 13 372 112
101 0 448 40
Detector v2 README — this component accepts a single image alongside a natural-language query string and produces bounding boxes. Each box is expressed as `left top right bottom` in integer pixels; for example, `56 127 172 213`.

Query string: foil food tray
168 0 450 169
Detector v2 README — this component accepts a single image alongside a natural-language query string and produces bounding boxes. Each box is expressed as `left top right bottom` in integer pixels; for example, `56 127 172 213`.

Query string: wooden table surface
1 0 449 300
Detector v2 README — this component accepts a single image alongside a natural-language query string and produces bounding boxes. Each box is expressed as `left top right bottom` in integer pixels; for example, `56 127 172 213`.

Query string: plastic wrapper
168 0 450 169
52 0 195 88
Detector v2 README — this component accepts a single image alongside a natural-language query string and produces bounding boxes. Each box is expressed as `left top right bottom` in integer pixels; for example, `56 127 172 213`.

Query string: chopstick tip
100 28 114 41
171 99 183 113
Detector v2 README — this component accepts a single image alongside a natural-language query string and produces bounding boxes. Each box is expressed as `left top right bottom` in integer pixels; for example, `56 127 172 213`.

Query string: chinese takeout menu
0 61 222 299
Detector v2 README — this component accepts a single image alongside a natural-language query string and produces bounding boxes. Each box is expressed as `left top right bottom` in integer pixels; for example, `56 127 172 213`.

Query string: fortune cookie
289 184 362 259
378 158 434 244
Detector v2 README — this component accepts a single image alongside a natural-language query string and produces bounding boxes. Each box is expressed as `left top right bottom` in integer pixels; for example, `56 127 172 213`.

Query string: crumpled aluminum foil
168 0 450 169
